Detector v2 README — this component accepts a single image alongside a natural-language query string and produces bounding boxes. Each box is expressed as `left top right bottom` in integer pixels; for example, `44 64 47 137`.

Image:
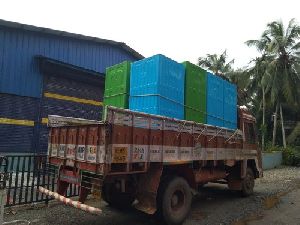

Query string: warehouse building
0 19 143 154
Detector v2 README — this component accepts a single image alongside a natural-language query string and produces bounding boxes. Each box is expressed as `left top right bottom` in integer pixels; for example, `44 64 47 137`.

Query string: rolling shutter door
0 93 38 153
38 75 104 152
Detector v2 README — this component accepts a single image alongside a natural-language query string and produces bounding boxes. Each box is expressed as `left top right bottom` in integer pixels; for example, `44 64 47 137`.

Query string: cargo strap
38 187 102 215
130 94 184 106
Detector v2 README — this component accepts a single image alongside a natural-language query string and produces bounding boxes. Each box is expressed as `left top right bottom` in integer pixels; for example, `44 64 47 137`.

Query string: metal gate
0 154 78 207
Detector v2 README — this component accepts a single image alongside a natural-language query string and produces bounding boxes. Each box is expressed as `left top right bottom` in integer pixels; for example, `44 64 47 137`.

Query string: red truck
42 106 262 225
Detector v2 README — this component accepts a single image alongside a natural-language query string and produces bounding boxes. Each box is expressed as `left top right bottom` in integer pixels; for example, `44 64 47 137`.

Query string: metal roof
0 19 144 60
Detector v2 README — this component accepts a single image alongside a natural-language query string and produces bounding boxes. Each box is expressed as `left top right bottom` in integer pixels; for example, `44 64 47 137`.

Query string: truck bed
47 106 257 176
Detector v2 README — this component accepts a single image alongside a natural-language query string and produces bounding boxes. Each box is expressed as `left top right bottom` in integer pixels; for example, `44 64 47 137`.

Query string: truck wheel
102 183 135 208
241 168 255 197
159 177 192 225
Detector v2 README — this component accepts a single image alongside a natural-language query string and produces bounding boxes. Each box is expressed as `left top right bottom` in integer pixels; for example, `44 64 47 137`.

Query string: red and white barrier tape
38 186 102 215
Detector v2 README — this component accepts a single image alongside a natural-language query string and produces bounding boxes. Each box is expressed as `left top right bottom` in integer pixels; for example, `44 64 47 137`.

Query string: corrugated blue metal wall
0 93 38 120
0 124 34 153
0 27 138 98
0 22 141 154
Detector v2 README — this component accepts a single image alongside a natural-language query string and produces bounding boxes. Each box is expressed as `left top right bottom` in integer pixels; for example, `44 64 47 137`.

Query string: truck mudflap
38 187 102 215
134 163 163 214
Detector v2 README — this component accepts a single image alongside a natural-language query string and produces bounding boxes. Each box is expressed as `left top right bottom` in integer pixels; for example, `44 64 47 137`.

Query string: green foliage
264 144 300 166
287 122 300 145
197 19 300 148
264 142 282 153
197 51 250 105
260 124 267 136
282 146 300 166
198 50 234 77
245 18 300 147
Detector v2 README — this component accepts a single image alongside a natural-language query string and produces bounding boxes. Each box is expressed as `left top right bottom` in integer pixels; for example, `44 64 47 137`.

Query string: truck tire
158 176 192 225
241 168 255 197
102 183 135 208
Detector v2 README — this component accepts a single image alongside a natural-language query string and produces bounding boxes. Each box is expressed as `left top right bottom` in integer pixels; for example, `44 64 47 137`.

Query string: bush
264 142 282 153
282 146 300 167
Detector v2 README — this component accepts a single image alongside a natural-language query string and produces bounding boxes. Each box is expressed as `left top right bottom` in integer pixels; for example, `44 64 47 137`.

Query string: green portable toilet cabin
104 61 131 108
182 61 207 123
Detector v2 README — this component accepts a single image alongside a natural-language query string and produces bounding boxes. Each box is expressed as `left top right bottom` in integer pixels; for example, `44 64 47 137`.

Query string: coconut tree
247 19 300 148
245 29 274 150
198 50 234 77
198 50 249 104
287 122 300 145
246 54 273 151
226 69 251 106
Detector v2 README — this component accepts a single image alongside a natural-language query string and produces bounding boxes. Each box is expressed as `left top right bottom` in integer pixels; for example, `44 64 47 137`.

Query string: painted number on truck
58 144 66 158
132 146 147 162
86 145 97 163
66 144 76 159
76 145 86 161
112 147 128 163
50 144 58 157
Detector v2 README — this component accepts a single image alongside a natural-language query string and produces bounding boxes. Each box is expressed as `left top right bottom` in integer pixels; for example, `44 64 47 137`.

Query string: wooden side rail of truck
43 106 262 225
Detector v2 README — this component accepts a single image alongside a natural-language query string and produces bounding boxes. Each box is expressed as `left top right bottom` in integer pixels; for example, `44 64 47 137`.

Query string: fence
0 155 78 207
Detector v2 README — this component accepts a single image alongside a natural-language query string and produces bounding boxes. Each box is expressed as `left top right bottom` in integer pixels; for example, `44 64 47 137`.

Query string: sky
1 0 300 68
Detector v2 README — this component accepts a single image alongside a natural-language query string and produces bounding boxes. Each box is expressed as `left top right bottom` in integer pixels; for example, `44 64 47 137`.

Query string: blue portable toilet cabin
223 80 237 129
206 72 224 127
129 54 185 119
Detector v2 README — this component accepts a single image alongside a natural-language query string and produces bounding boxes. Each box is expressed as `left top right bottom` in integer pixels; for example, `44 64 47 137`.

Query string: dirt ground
247 188 300 225
4 166 300 225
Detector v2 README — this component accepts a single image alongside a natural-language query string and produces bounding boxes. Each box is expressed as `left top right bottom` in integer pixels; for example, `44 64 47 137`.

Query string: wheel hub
170 190 185 211
171 195 179 206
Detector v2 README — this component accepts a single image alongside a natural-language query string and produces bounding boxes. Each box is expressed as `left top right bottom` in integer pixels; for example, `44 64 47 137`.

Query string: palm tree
198 50 234 77
246 55 273 151
247 19 300 148
198 50 249 104
245 32 274 150
287 122 300 145
226 69 251 106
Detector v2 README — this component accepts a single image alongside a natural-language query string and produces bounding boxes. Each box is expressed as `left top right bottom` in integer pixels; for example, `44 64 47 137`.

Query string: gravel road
4 166 300 225
248 188 300 225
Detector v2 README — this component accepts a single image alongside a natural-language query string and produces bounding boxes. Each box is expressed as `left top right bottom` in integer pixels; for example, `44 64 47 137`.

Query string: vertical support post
262 87 265 151
0 189 6 225
79 186 90 203
129 112 134 172
0 180 5 224
0 156 8 224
